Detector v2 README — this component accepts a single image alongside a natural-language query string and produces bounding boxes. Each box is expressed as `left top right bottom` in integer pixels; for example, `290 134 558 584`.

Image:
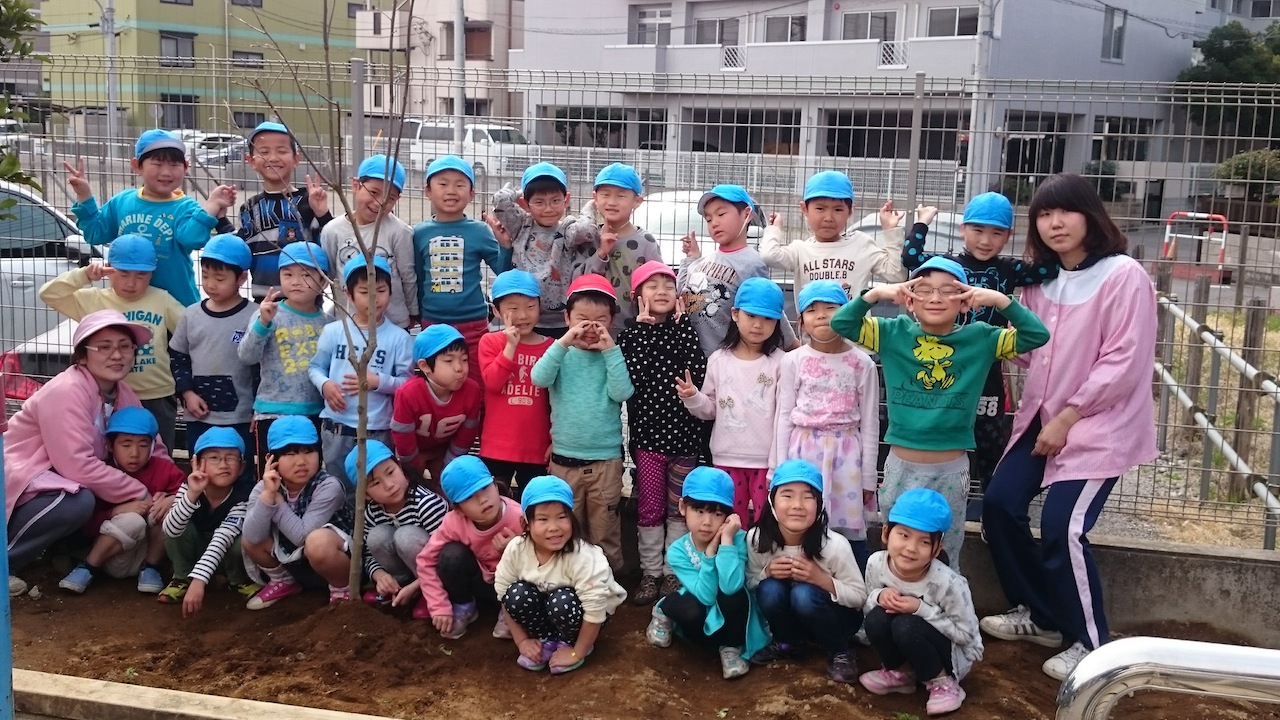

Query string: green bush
1212 149 1280 199
1083 160 1133 201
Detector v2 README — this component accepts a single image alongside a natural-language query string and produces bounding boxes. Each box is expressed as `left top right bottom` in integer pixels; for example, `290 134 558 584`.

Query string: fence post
350 58 366 178
1202 349 1221 501
1158 304 1176 452
1231 299 1266 501
1155 265 1173 347
905 71 925 224
1182 274 1211 442
1235 225 1251 309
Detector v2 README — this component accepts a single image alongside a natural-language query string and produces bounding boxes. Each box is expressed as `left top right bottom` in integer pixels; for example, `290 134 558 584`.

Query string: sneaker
750 640 805 666
1042 641 1090 681
245 579 302 610
517 639 557 672
925 675 966 715
853 628 871 647
719 646 750 680
549 643 593 675
659 574 682 597
328 586 351 604
439 602 479 640
646 607 673 648
860 667 917 695
9 576 28 596
232 582 263 600
157 579 190 604
826 650 857 684
137 567 164 594
979 605 1064 648
633 575 661 605
411 595 432 621
58 565 94 594
492 608 513 639
362 588 390 607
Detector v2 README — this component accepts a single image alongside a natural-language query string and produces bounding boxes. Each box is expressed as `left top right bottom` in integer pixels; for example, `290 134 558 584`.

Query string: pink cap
630 260 677 294
72 309 153 350
567 273 617 300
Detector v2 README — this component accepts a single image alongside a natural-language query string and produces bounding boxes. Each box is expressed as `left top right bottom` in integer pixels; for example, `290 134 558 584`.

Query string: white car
631 190 767 267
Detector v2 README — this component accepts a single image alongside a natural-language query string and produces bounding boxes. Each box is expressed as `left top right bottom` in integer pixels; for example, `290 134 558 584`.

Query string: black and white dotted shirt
618 315 710 457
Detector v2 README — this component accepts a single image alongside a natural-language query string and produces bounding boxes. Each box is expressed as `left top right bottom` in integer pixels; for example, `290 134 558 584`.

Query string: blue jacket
661 530 770 657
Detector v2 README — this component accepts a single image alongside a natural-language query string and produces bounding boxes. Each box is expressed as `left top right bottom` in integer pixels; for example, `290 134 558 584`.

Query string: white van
372 119 532 179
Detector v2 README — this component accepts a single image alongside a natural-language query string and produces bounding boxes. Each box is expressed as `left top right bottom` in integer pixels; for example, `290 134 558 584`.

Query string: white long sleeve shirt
745 527 867 609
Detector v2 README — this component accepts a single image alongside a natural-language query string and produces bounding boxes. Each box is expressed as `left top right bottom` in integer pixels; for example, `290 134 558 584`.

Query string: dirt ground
10 563 1279 720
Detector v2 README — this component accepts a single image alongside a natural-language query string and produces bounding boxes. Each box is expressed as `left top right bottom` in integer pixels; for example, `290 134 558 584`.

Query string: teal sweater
831 295 1049 452
661 530 769 657
530 342 633 461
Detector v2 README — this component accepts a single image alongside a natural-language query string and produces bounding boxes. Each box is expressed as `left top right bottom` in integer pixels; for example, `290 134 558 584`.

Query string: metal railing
878 40 908 68
721 46 746 71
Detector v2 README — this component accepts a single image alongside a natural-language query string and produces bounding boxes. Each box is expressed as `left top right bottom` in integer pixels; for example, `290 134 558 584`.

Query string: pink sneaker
245 580 302 610
859 667 917 695
329 586 351 604
492 608 512 639
925 675 966 716
411 595 432 621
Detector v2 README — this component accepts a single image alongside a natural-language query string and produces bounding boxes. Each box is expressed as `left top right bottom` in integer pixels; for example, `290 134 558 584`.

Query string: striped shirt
363 485 449 575
162 483 249 585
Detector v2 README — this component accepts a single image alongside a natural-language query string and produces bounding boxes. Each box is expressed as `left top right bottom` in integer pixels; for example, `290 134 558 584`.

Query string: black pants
864 606 954 681
660 589 749 649
437 541 494 605
970 363 1011 495
481 457 546 501
502 580 584 643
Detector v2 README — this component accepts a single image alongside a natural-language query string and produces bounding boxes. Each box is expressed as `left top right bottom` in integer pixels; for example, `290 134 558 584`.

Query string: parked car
387 119 533 177
192 135 247 166
631 190 767 268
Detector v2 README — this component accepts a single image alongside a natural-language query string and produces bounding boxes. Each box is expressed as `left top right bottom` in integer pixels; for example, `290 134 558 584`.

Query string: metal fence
5 54 1280 547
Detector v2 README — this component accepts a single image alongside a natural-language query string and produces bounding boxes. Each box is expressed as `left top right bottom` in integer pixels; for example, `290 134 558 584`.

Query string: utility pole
453 0 465 154
964 0 995 200
102 0 119 165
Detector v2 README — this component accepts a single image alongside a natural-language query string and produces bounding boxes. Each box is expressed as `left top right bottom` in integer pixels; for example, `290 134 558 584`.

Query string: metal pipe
351 58 366 177
1160 296 1280 404
905 71 924 225
1056 637 1280 720
453 0 465 155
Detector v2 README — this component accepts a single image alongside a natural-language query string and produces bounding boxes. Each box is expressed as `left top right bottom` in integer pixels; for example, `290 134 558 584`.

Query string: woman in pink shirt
977 174 1156 682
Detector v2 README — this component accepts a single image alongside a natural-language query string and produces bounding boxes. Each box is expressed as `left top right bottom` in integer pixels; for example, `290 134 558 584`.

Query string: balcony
355 10 412 51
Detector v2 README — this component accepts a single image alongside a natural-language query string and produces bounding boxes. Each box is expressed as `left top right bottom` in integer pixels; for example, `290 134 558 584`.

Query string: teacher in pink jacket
5 309 162 586
975 174 1157 682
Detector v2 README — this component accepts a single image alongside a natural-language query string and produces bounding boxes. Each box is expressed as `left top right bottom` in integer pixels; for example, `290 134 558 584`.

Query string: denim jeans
755 577 862 656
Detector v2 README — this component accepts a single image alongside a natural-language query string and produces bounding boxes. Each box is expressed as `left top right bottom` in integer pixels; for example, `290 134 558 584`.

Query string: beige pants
99 512 149 579
549 458 624 571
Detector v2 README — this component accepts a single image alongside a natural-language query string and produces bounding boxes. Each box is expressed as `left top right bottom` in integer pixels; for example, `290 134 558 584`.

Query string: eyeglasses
84 342 138 356
913 287 964 299
202 454 243 466
528 197 566 210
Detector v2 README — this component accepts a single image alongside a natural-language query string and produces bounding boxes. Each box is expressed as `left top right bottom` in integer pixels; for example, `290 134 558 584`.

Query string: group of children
26 122 1158 716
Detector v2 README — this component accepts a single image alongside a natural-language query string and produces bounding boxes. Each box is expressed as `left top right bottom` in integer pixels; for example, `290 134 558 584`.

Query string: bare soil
10 565 1278 720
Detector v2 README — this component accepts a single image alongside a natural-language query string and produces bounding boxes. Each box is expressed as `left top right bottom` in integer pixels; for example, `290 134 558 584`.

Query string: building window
230 0 263 6
232 51 264 68
1091 116 1152 161
629 5 672 45
1253 0 1280 17
159 32 196 67
440 98 490 116
926 6 979 37
233 111 266 129
842 11 896 41
695 18 740 45
440 21 494 60
348 2 363 18
1102 6 1125 60
159 93 198 129
765 15 806 42
372 85 384 109
1211 0 1246 12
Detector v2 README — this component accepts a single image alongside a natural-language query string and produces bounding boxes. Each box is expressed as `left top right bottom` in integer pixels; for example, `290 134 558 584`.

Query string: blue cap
344 440 396 488
682 467 735 508
266 415 319 450
200 233 252 271
426 155 475 185
698 184 756 214
797 280 849 314
342 253 393 284
413 323 465 363
357 154 407 192
246 121 295 148
193 426 246 456
521 475 575 514
888 488 952 533
910 256 968 286
491 269 541 302
803 171 855 202
770 458 824 494
593 162 643 195
962 191 1014 230
733 277 784 320
278 242 329 274
522 162 568 191
108 234 158 272
106 406 158 438
440 455 493 504
134 129 186 159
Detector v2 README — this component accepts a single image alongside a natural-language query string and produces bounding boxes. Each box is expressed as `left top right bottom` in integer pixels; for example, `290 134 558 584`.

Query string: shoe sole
58 581 87 594
722 666 749 680
979 622 1063 648
860 683 916 696
927 690 967 716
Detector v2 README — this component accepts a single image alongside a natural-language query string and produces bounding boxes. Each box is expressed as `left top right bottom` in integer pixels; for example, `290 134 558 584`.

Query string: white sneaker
646 607 673 648
9 576 28 596
718 646 750 680
979 605 1064 648
1042 641 1090 681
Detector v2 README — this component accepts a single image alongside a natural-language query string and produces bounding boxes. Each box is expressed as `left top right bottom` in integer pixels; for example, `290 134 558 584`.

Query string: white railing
721 45 746 71
879 40 908 67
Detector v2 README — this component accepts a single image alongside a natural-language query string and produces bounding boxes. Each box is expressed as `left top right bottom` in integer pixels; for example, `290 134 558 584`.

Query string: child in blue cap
831 255 1049 570
487 162 601 337
40 233 187 451
391 323 482 495
861 488 982 716
746 459 867 684
65 129 236 306
646 466 768 680
414 155 514 388
679 184 797 356
494 474 626 675
478 269 555 498
775 279 879 568
581 162 663 329
902 191 1060 520
321 154 419 329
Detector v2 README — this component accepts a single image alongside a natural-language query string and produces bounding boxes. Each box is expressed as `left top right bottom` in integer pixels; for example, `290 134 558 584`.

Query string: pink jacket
4 365 153 520
1008 254 1157 484
415 496 524 616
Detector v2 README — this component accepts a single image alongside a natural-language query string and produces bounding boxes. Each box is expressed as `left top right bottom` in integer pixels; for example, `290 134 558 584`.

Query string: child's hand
681 231 700 259
879 587 904 613
501 311 521 348
63 157 92 202
432 614 454 635
549 644 581 669
372 569 401 597
306 175 329 217
720 513 742 543
186 460 209 500
391 583 419 608
493 527 519 552
956 285 1009 311
674 369 698 400
258 287 282 325
183 390 209 420
588 322 615 351
869 279 918 306
635 296 657 325
879 200 905 230
768 212 783 229
483 211 513 248
518 638 543 664
182 578 207 618
261 454 281 501
84 262 114 283
322 380 348 412
208 184 238 214
916 204 939 227
341 370 380 395
765 556 793 580
596 232 617 261
674 296 686 323
148 493 175 524
558 319 591 349
788 555 834 594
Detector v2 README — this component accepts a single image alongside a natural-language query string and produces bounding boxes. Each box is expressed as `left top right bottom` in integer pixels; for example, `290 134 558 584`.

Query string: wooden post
1231 299 1266 501
1181 274 1211 442
1235 225 1251 309
1155 264 1174 347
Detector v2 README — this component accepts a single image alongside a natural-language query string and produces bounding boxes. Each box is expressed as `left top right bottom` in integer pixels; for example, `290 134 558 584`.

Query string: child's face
1036 207 1089 258
564 297 614 349
365 458 409 508
526 501 574 554
592 186 642 229
799 301 843 344
200 263 246 303
420 348 469 393
905 271 964 328
731 308 778 349
702 199 752 248
520 190 569 228
495 294 540 337
275 447 320 486
962 223 1012 262
278 264 324 306
882 523 941 577
457 483 502 528
679 500 727 548
426 170 475 218
348 276 391 323
131 154 187 197
110 269 153 301
638 275 677 317
110 432 152 475
801 198 851 242
248 132 300 185
352 177 401 226
197 448 244 488
771 482 818 537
